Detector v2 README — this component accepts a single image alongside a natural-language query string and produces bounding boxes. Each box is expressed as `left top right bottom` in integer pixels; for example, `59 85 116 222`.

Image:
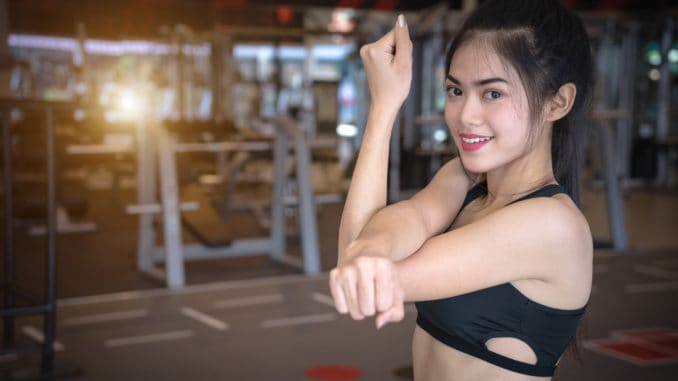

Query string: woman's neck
482 135 555 207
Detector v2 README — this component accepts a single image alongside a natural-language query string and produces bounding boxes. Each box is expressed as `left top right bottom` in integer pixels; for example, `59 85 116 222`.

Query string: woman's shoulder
507 193 588 234
503 194 593 263
503 195 593 305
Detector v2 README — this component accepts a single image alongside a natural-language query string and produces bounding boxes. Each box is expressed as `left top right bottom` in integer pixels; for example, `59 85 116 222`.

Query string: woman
330 0 594 379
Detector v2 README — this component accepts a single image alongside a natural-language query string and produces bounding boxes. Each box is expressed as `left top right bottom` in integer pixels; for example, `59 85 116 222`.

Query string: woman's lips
459 134 494 152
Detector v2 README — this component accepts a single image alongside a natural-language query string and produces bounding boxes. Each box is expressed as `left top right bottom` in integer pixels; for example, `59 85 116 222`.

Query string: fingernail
398 14 405 28
377 320 387 330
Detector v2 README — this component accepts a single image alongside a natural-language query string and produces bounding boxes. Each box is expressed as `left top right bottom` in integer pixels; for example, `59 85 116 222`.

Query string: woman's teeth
462 137 493 143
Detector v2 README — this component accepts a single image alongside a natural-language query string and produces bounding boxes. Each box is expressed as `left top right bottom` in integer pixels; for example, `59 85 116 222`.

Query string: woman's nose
459 96 483 127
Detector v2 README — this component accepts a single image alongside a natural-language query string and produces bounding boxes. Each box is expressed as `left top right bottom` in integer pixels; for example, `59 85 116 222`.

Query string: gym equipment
0 98 80 377
655 17 676 187
4 104 96 237
128 115 334 288
592 109 629 253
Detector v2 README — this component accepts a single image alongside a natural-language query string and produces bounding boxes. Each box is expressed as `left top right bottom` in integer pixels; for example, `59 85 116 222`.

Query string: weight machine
129 116 331 288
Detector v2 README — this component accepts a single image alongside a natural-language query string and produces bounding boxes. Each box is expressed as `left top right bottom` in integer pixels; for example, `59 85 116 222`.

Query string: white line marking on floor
105 330 194 348
311 293 335 308
21 326 65 351
633 265 678 281
213 294 284 309
0 353 18 363
63 309 149 326
625 281 678 293
181 307 229 331
262 313 337 328
58 274 327 307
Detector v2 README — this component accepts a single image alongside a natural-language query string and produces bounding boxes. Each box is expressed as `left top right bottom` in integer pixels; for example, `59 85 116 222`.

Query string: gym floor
1 183 677 380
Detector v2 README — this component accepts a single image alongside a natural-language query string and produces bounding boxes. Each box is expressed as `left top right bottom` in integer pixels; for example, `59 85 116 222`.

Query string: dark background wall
6 0 674 40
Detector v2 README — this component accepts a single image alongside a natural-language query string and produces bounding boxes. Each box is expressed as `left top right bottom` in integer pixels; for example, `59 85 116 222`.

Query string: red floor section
587 328 678 365
305 365 363 381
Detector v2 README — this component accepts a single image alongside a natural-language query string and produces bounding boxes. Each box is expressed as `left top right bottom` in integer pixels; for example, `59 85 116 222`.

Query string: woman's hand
329 241 405 329
360 14 413 114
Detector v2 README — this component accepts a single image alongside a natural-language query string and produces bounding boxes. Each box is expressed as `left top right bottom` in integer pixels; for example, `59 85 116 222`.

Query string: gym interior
0 1 677 380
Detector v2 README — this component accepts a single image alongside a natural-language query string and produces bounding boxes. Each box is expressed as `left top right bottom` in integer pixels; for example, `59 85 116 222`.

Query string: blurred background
0 1 677 380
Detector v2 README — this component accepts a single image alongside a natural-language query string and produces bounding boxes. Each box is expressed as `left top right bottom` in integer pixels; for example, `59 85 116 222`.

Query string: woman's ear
545 83 577 122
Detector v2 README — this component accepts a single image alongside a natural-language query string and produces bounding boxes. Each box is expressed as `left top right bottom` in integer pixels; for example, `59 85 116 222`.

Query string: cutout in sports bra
414 182 585 377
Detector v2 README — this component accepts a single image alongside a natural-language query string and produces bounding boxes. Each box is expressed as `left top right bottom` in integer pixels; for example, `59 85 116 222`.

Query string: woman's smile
459 133 495 152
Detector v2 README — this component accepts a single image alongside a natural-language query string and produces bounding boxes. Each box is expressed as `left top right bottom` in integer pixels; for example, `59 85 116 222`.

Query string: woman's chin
458 157 492 176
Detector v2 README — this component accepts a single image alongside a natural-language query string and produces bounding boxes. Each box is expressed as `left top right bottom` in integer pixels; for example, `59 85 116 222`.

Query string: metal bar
173 138 334 153
158 129 185 288
270 125 288 260
421 39 434 117
173 141 272 153
281 193 342 205
292 126 321 274
152 240 274 261
42 106 56 374
616 23 638 180
66 143 133 155
136 120 156 272
176 34 185 120
0 305 50 317
153 244 305 268
210 38 222 122
0 99 75 109
126 201 199 215
656 17 673 186
599 119 629 253
2 110 15 348
403 41 421 151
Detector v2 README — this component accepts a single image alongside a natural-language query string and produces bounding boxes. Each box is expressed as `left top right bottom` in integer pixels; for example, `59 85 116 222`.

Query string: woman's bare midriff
412 326 551 381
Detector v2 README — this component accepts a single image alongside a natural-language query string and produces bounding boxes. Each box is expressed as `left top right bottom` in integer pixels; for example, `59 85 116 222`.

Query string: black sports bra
414 182 586 377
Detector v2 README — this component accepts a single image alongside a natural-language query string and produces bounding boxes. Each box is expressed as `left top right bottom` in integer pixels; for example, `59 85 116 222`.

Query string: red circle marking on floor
305 366 363 381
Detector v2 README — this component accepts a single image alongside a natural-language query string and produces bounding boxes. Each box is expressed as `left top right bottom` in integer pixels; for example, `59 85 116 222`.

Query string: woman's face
444 41 536 175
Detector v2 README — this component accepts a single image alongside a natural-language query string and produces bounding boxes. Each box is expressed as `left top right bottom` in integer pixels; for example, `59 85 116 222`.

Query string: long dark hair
446 0 593 208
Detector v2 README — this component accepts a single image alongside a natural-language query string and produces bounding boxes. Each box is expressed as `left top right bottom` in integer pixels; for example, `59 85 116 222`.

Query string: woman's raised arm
332 16 475 327
337 15 413 260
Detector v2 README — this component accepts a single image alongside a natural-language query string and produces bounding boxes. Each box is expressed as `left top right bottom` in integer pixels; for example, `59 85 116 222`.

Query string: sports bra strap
507 184 566 205
460 182 566 210
460 182 488 209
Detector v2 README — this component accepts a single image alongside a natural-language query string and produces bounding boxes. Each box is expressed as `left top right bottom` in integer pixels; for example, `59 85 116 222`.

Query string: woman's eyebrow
446 74 509 87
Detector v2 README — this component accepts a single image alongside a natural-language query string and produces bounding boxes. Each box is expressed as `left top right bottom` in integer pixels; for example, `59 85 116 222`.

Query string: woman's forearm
339 156 474 265
347 200 430 263
338 106 399 261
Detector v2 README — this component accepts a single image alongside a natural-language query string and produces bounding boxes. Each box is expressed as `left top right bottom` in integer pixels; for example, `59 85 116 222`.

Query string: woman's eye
447 87 463 97
484 90 502 100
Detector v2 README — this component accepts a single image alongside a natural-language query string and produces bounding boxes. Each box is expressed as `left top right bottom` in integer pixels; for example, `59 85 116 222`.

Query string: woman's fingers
393 15 413 68
341 269 365 320
358 15 413 110
330 255 405 326
361 15 410 64
356 258 377 316
329 269 348 314
360 29 395 64
374 260 395 313
375 287 405 329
